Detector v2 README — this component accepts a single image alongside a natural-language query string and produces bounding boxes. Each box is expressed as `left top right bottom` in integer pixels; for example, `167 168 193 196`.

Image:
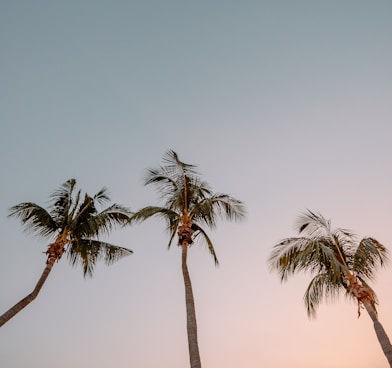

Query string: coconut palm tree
0 178 132 328
131 150 245 368
269 210 392 367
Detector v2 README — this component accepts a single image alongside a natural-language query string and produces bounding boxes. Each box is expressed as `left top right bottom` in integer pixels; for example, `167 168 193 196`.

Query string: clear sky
1 1 392 367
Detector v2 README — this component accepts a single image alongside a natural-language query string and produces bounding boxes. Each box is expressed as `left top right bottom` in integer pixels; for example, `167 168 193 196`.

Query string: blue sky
1 1 392 367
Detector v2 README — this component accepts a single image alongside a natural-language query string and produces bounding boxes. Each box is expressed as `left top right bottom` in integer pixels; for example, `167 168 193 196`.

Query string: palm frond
71 194 97 233
93 187 110 205
68 189 82 224
145 168 178 187
269 237 346 282
296 210 332 238
269 237 313 280
162 149 199 177
296 210 355 248
295 210 356 269
93 204 132 233
131 206 180 247
191 223 219 265
191 194 245 228
304 273 343 318
144 167 179 202
73 203 131 238
132 206 179 224
167 225 178 249
49 179 76 225
8 202 59 238
67 239 132 277
354 238 389 280
145 150 201 207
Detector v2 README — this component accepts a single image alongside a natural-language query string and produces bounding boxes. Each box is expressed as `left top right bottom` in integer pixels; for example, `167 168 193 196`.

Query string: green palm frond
92 187 110 205
269 237 311 279
68 189 82 225
73 203 131 238
145 168 180 205
71 194 97 233
145 168 178 188
354 238 388 280
191 223 219 265
8 203 59 239
49 178 76 226
304 272 342 318
145 150 199 204
162 149 198 177
212 194 246 221
297 210 354 244
296 210 331 237
167 224 179 249
95 204 131 230
68 239 133 277
191 194 246 228
132 206 179 224
269 237 345 282
295 211 358 269
131 206 180 248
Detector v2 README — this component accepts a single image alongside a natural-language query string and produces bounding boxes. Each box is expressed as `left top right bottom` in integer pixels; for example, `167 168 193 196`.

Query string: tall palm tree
0 178 132 328
131 150 245 368
269 210 392 367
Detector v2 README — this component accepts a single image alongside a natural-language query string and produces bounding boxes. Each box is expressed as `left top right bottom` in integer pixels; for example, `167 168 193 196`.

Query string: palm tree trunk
363 301 392 367
181 243 202 368
0 254 57 327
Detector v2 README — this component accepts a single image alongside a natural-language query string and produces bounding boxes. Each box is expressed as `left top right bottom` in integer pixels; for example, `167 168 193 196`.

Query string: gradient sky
1 1 392 367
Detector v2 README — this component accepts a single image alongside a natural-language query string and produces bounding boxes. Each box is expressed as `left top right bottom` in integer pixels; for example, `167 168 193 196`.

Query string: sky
1 1 392 367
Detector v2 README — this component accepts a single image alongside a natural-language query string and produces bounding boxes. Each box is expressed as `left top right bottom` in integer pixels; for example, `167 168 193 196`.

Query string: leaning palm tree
131 150 245 368
269 210 392 367
0 178 132 328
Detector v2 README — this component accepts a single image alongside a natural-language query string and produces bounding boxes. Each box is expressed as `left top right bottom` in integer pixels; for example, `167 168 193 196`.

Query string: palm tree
131 150 245 368
0 178 132 328
269 210 392 367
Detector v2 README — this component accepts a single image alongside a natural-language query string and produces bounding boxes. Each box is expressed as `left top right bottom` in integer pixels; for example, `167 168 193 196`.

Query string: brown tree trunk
0 254 57 327
181 243 202 368
363 301 392 367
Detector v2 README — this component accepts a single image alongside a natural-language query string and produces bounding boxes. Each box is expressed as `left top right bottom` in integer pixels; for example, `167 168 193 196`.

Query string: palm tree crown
269 210 388 317
9 178 133 275
132 150 246 262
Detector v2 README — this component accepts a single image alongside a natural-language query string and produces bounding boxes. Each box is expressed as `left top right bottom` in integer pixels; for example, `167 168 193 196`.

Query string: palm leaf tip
165 149 197 170
93 187 111 205
299 223 309 233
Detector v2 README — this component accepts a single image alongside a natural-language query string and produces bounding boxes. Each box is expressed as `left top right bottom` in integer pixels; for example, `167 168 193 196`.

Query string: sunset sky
1 1 392 367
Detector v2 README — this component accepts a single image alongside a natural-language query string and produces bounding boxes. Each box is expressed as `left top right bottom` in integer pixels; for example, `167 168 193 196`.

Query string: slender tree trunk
363 301 392 367
0 254 57 327
181 243 202 368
